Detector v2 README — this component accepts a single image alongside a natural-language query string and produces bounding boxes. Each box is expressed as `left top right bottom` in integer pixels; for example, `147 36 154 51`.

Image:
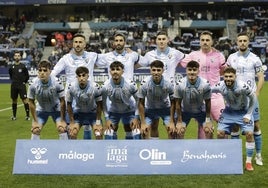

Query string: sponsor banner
13 139 243 175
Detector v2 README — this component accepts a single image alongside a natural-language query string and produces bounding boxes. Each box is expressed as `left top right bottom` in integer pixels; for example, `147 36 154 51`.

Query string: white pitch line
0 104 23 112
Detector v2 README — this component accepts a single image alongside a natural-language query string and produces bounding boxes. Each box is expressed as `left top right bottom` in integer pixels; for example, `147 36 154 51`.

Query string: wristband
96 120 101 125
205 117 211 123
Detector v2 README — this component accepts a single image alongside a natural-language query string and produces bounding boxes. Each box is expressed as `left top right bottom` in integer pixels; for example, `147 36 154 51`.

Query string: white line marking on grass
0 104 23 112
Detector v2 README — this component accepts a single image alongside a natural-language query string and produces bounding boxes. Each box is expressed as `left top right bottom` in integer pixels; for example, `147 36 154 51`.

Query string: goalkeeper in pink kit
181 31 226 138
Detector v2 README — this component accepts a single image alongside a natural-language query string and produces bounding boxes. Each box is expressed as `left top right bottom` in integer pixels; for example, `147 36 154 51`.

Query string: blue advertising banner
13 139 243 175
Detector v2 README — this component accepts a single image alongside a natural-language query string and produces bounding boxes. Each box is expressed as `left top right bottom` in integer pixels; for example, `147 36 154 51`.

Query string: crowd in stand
0 11 43 68
1 6 268 69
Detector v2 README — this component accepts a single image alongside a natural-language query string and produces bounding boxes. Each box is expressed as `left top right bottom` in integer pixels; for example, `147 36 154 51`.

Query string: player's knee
141 128 150 139
217 130 225 139
204 126 213 134
245 131 254 141
22 98 28 104
204 127 209 134
69 127 79 139
178 127 186 136
142 131 150 139
58 125 66 134
31 126 41 135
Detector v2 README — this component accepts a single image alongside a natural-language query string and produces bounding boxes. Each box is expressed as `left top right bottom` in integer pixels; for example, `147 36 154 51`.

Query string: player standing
212 67 257 171
227 31 265 166
181 30 226 139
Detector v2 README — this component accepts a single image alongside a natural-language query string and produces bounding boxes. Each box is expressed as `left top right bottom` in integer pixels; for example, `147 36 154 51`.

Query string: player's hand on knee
69 123 79 139
243 117 250 124
204 122 214 135
167 123 176 134
57 120 67 134
140 123 149 139
176 122 186 138
60 120 67 128
105 120 114 130
217 130 226 139
167 123 176 138
131 118 140 130
93 124 103 138
31 121 41 135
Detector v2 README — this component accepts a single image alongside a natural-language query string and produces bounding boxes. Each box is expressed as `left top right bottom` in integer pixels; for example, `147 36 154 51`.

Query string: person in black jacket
8 50 30 120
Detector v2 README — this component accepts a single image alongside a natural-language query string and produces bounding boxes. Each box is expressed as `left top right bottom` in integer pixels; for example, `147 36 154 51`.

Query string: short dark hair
76 66 89 75
224 66 236 74
150 60 164 68
156 30 168 37
186 60 200 68
200 30 213 37
110 61 124 69
114 32 126 41
13 50 22 56
38 60 52 70
73 33 86 40
237 31 249 38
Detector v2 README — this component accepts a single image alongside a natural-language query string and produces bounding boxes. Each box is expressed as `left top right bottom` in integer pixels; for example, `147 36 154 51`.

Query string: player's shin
83 125 92 139
198 125 205 139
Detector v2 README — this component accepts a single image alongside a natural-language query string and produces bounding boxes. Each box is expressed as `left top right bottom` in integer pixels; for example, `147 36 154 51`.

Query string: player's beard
74 46 83 55
14 58 20 63
225 80 234 88
115 44 124 51
239 46 248 52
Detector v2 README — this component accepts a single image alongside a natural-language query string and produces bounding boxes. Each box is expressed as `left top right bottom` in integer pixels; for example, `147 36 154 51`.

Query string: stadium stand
1 1 268 69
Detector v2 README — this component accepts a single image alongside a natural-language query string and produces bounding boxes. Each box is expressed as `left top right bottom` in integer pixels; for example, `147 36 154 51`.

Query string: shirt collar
237 49 250 58
71 50 87 60
110 77 125 88
156 47 170 56
150 76 164 86
186 77 201 88
40 77 51 87
113 50 126 56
